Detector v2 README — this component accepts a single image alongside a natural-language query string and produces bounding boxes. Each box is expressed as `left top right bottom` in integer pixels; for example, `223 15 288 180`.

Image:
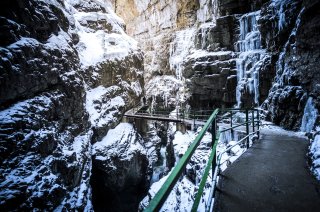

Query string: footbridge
124 105 212 130
140 108 320 211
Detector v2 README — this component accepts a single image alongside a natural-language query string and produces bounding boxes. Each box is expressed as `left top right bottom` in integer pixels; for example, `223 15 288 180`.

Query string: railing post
230 110 234 140
193 111 195 131
257 110 260 139
252 110 255 132
211 118 216 178
246 109 249 149
182 108 185 122
176 107 178 120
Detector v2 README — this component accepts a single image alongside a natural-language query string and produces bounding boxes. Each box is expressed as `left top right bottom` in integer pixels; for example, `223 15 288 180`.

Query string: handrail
219 121 251 132
191 131 220 211
217 131 258 161
205 130 260 211
142 108 261 211
144 109 219 212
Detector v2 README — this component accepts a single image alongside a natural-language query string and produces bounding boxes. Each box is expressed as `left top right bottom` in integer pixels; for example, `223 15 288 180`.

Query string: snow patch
46 30 73 52
146 75 183 108
187 49 235 60
93 123 146 159
7 37 40 49
66 0 139 67
85 85 125 127
77 30 105 67
262 122 307 138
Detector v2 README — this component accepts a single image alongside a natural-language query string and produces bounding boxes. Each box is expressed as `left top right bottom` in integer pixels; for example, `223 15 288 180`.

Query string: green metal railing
144 109 219 211
144 108 261 212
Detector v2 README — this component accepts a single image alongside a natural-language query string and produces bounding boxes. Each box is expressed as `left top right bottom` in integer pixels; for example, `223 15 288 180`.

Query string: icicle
235 11 265 107
169 28 196 81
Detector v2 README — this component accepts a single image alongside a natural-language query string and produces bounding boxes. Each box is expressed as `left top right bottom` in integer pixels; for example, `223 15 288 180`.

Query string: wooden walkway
214 129 320 211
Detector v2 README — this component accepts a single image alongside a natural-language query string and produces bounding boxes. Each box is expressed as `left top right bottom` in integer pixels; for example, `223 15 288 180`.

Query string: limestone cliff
113 0 220 108
112 0 271 109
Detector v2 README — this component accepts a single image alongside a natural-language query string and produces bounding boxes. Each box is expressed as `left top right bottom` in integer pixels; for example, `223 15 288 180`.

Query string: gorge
0 0 320 211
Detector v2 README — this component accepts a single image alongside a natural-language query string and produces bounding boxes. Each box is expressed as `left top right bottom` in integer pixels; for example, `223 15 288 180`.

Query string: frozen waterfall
235 11 266 107
169 28 196 80
301 97 318 133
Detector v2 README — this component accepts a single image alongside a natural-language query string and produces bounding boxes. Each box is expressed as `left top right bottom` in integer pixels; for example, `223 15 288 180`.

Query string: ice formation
235 11 267 107
301 97 318 133
169 28 196 80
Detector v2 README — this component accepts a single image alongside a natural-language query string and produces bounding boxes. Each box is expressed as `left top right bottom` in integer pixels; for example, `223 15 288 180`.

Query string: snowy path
214 129 320 211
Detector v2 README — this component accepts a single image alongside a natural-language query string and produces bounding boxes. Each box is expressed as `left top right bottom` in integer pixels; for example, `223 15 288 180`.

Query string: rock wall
112 0 272 109
112 0 320 130
112 0 219 109
0 1 90 210
91 123 149 211
0 0 148 211
261 0 320 130
1 0 320 210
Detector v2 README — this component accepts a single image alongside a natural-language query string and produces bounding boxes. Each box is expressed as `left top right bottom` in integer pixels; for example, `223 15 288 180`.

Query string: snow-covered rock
91 123 150 211
0 0 144 210
309 127 320 181
262 0 320 130
140 127 213 211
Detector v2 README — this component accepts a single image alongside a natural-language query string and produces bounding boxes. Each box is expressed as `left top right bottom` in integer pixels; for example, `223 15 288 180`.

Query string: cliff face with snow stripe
0 0 148 210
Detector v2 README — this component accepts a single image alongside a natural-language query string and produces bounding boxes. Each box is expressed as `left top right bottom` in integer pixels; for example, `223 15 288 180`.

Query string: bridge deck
214 129 320 211
124 113 183 123
124 109 208 126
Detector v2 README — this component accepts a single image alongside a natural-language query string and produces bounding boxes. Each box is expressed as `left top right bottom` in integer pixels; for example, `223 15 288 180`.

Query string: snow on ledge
85 85 125 127
261 122 307 139
66 0 139 67
92 123 146 159
187 49 235 60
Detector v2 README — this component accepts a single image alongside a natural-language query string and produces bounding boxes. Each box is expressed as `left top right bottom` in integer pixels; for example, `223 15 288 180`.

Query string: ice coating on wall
236 11 261 52
301 97 318 133
151 145 167 183
235 11 266 107
271 0 293 30
197 0 216 23
169 28 196 80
